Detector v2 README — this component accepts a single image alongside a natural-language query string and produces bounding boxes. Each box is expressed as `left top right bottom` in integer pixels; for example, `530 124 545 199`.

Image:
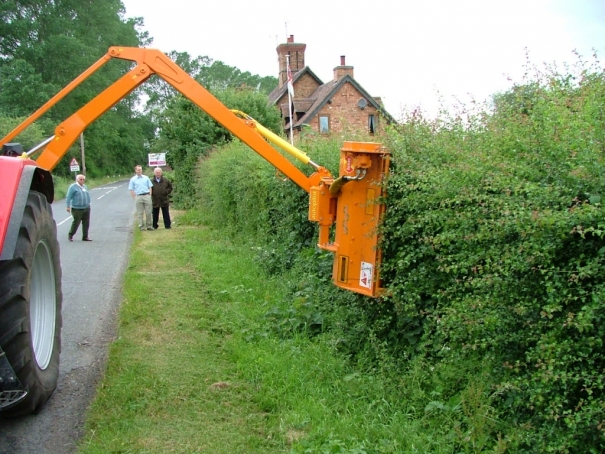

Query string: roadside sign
148 152 166 167
70 158 80 172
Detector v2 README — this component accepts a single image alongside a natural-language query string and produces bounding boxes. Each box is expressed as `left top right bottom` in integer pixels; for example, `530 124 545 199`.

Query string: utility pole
79 132 86 176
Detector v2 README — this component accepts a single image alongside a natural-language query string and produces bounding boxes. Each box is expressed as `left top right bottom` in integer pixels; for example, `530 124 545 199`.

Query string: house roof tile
269 66 397 129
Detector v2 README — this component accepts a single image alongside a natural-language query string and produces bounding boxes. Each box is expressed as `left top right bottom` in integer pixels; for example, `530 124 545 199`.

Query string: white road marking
59 183 127 224
95 183 126 200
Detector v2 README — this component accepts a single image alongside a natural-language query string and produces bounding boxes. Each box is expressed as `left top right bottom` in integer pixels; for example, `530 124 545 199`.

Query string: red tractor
0 47 389 416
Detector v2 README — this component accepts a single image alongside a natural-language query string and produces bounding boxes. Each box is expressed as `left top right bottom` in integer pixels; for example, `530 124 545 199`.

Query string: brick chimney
333 55 354 80
276 35 306 89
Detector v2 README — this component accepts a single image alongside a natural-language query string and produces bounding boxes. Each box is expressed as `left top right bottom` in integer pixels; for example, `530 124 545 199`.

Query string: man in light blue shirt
128 165 153 231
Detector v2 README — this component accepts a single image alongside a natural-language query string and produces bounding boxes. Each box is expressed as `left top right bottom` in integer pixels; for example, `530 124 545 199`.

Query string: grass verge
78 212 287 453
76 211 450 453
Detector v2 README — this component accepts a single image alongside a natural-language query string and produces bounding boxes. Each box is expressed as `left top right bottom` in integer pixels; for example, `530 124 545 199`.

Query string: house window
319 115 330 133
368 114 377 134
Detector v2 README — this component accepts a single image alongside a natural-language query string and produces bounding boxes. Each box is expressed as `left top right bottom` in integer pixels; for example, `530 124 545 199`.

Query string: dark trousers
69 207 91 239
153 206 171 228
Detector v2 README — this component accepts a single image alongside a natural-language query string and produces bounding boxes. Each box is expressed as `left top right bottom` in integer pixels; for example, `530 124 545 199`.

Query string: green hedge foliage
195 55 605 452
379 58 605 452
196 135 341 269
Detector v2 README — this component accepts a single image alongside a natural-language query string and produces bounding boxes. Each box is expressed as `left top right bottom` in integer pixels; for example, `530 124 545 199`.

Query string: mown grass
77 210 457 453
78 215 282 453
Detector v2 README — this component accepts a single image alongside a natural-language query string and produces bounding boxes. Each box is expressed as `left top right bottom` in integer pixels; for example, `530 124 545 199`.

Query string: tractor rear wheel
0 191 62 417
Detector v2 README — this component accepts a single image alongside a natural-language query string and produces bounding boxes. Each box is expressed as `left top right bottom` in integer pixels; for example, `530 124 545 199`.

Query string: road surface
0 180 135 454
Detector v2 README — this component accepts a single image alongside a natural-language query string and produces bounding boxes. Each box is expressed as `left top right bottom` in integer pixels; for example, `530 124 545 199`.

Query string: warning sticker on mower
345 154 353 173
359 261 373 289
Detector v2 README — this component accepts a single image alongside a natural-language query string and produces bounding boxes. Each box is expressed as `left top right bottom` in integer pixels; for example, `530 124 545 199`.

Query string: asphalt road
0 180 135 454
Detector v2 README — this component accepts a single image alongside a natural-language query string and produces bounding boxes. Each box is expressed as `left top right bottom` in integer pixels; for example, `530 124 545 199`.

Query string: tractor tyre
0 191 62 417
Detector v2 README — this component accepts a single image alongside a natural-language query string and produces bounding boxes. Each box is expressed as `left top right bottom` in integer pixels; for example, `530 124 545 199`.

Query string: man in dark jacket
151 167 173 229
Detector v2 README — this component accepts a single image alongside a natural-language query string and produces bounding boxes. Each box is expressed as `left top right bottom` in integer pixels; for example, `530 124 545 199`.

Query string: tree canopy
0 0 152 176
0 1 279 181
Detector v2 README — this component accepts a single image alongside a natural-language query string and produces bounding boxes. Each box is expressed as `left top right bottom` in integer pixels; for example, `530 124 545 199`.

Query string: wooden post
79 132 86 176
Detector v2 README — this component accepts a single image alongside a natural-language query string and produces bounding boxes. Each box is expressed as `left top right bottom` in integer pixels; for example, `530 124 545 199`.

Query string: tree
155 86 282 208
141 51 277 119
197 60 277 94
0 0 154 176
140 51 212 125
0 114 48 150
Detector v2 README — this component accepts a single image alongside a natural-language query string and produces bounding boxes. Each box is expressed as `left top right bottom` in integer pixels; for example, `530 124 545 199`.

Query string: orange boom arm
0 47 390 296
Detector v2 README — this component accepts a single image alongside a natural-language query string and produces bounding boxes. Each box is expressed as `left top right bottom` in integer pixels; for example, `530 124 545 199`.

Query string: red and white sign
69 158 80 172
148 153 166 167
287 59 294 97
345 154 353 174
359 261 373 289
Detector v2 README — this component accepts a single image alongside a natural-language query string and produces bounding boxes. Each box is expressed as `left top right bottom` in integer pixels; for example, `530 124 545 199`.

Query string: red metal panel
0 157 31 255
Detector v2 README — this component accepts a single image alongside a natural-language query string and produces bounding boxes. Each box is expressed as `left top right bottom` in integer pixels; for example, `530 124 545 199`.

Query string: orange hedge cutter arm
0 47 389 297
0 47 332 192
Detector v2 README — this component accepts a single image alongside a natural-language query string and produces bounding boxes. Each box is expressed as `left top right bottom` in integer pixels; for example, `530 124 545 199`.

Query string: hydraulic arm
0 47 389 297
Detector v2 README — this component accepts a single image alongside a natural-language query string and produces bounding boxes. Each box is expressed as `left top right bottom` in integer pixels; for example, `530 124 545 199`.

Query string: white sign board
148 153 166 167
69 158 80 172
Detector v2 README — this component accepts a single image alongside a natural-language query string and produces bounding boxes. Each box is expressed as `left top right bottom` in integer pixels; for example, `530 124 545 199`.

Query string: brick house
268 35 396 140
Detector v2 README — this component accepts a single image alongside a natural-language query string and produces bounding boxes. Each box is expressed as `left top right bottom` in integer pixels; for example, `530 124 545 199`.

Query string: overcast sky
120 0 605 119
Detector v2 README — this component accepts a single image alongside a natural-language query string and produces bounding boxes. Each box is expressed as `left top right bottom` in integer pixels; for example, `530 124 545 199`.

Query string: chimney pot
288 35 294 43
334 56 354 80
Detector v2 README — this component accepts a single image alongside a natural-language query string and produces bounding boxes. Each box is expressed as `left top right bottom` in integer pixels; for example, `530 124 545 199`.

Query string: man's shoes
153 226 158 229
165 226 171 229
82 238 92 241
68 235 73 242
146 227 154 231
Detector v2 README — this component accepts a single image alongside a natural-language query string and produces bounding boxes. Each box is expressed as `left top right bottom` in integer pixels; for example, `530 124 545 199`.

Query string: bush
194 53 605 452
378 54 605 452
